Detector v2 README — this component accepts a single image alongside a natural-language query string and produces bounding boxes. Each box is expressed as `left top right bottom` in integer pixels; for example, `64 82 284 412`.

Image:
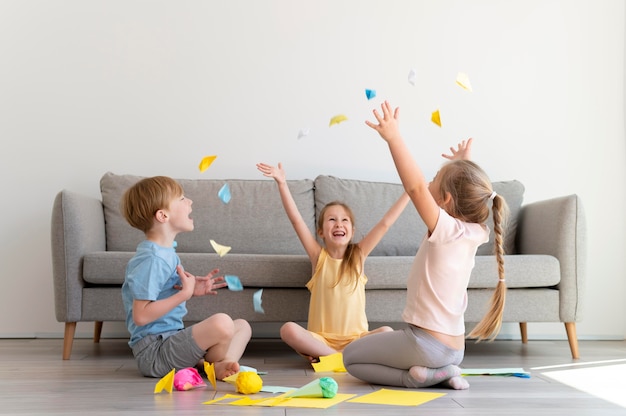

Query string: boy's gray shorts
131 327 206 378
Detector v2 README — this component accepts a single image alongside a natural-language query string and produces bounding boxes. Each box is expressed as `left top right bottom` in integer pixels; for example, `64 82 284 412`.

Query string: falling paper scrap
218 183 231 204
408 68 417 86
297 128 310 139
225 275 243 291
365 89 376 100
210 239 231 257
329 114 348 127
456 72 473 92
199 155 217 172
431 109 442 127
253 289 265 313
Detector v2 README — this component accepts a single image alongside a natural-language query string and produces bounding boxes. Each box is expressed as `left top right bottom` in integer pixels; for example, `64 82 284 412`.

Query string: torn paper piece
154 368 175 393
456 72 473 92
365 89 376 100
218 183 231 204
253 289 265 314
408 68 417 86
297 128 310 139
311 352 346 373
199 155 217 172
210 239 231 257
204 361 217 390
431 109 442 127
225 275 243 291
329 114 348 127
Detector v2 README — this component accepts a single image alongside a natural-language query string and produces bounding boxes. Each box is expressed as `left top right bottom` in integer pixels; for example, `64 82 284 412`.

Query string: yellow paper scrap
204 361 217 390
210 239 231 257
203 394 242 405
153 368 175 394
431 109 442 127
311 352 346 373
329 114 348 126
199 155 217 172
278 393 356 409
348 388 445 406
456 72 473 92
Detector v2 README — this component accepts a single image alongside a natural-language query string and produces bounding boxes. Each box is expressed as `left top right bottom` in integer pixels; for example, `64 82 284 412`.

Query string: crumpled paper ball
235 371 263 394
173 367 206 391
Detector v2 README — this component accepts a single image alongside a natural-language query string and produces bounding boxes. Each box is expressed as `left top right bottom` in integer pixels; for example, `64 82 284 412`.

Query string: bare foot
407 365 461 388
441 375 470 390
214 361 240 380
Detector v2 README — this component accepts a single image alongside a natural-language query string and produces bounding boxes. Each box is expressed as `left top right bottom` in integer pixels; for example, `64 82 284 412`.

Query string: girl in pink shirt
343 101 508 390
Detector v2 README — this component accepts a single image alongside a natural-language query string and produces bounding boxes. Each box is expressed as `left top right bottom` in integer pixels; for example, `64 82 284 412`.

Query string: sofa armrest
51 190 106 322
516 194 587 322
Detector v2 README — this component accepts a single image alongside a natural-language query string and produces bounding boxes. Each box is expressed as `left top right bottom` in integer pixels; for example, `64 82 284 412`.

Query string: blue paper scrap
225 275 243 291
218 183 231 204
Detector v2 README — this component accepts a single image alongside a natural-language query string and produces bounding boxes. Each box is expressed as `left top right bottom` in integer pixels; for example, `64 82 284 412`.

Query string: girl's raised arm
256 163 321 263
366 101 441 233
358 192 410 257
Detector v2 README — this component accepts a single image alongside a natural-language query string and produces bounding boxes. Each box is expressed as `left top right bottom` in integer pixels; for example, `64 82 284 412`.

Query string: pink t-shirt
402 208 489 336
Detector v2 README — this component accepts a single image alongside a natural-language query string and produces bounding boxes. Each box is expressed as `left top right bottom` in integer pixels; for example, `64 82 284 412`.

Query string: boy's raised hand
442 138 473 161
256 162 286 184
191 268 226 296
366 100 402 143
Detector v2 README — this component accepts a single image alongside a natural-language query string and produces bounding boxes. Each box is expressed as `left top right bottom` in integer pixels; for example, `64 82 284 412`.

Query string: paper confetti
204 361 217 390
253 289 265 314
218 183 231 204
456 72 473 92
365 89 376 100
154 368 175 394
225 275 243 291
297 128 310 139
408 68 417 85
431 109 441 127
329 114 348 127
199 155 217 172
311 353 346 373
210 239 231 257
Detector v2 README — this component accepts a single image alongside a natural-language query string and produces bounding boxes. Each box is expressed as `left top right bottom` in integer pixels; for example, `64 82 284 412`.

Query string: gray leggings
343 325 464 387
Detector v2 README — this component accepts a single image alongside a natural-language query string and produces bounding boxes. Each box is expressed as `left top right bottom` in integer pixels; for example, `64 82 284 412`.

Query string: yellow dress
305 248 369 351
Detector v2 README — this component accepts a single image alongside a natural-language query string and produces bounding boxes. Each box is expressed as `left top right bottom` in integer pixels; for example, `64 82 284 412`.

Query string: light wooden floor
1 337 625 415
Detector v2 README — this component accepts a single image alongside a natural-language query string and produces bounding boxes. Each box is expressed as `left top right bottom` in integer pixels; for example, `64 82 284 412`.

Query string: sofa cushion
100 172 315 255
313 175 524 257
83 252 559 290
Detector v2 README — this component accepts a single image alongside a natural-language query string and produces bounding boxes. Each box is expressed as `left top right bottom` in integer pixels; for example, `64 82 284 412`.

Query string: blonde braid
467 194 508 340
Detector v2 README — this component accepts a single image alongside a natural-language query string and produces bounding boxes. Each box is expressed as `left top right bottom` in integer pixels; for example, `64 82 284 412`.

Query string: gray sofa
51 172 586 360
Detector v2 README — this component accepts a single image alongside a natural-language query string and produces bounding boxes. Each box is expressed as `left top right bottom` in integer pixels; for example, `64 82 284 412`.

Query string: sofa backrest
100 172 315 255
100 172 524 257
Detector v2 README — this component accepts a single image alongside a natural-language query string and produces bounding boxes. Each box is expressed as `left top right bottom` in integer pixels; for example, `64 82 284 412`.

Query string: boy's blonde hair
317 201 363 290
435 160 510 341
121 176 184 233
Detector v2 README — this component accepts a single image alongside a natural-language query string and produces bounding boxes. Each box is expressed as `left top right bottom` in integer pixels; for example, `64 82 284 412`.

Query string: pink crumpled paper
173 367 206 391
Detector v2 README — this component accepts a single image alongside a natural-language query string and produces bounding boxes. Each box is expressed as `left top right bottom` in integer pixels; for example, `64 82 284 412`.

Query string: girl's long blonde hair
436 160 509 341
317 201 363 290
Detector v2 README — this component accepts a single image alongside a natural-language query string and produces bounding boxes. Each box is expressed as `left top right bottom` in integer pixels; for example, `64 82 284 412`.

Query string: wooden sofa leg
565 322 580 359
519 322 528 344
63 322 77 360
94 321 103 343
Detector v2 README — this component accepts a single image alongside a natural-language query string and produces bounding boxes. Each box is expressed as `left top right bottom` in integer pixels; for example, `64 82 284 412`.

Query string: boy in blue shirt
121 176 251 379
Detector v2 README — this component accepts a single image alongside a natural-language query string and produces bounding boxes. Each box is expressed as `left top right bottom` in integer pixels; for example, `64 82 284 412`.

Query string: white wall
0 0 624 340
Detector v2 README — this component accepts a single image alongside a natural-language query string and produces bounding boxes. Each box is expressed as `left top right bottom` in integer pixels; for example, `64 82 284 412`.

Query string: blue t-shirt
122 240 187 347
